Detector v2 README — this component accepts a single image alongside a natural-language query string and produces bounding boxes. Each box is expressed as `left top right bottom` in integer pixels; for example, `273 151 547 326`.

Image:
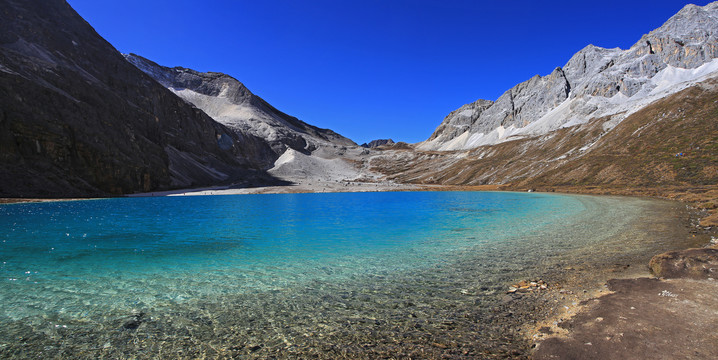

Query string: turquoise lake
0 191 693 358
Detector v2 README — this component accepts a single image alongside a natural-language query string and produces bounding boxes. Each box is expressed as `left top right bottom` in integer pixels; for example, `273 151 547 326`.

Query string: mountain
419 2 718 151
372 76 718 188
2 0 715 198
0 0 280 197
360 139 395 148
123 54 374 187
123 54 356 160
371 2 718 190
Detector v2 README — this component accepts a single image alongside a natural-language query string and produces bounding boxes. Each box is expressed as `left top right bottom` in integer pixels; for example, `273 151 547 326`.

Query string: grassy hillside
521 80 718 188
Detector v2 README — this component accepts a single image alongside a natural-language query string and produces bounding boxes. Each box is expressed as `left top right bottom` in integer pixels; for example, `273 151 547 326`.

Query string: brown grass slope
520 81 718 189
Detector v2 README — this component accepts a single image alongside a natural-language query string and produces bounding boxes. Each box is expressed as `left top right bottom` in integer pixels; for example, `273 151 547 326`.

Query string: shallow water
0 191 695 358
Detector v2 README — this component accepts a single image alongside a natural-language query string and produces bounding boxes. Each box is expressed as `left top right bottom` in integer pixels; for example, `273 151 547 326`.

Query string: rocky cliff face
0 0 279 197
421 2 718 151
124 54 356 159
360 139 395 148
426 100 493 145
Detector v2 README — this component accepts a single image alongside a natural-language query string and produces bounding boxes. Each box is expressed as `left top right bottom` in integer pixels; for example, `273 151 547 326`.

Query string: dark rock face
0 0 276 197
649 248 718 279
360 139 395 148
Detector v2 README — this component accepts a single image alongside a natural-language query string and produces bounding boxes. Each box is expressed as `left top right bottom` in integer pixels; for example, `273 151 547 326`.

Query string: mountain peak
631 1 718 68
420 1 718 151
124 53 356 156
124 53 255 104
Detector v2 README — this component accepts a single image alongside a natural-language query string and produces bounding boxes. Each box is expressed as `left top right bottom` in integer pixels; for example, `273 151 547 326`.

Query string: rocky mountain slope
124 54 356 159
123 54 380 188
419 2 718 151
371 76 718 189
0 0 281 197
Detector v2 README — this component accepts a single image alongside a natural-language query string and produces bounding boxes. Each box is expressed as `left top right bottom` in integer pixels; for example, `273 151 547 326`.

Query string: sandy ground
126 182 507 197
127 180 424 196
518 186 718 359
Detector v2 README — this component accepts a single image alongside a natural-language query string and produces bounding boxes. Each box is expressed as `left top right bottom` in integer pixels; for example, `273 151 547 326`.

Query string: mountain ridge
124 53 356 161
420 1 718 151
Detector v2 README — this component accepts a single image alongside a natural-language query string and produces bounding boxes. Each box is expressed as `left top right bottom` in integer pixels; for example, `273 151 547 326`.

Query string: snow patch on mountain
650 58 718 94
422 59 718 152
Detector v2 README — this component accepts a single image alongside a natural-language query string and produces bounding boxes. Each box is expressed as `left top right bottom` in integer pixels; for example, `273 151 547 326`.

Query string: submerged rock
121 312 146 330
508 279 548 293
649 248 718 279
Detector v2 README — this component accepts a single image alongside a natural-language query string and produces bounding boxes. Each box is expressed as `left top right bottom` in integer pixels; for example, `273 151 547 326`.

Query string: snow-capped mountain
124 54 356 159
420 2 718 151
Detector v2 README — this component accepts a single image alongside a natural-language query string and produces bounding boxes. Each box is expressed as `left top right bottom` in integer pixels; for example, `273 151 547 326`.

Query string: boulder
649 248 718 279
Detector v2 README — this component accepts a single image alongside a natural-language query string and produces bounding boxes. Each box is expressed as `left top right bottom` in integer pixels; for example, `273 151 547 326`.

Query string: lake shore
507 185 718 359
124 181 506 197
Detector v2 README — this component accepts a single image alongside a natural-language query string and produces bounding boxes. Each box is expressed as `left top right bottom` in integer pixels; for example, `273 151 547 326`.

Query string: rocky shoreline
523 185 718 359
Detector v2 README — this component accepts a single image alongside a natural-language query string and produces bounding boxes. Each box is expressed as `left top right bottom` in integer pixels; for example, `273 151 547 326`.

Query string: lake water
0 191 694 358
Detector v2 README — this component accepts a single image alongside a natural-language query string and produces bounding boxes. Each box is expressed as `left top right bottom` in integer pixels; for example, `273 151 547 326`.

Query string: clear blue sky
67 0 710 144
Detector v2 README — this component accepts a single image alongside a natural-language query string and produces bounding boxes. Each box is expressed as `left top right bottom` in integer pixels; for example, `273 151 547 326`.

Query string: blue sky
68 0 709 144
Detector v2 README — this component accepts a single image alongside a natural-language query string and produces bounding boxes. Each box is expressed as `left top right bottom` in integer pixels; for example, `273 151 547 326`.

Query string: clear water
0 191 693 358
